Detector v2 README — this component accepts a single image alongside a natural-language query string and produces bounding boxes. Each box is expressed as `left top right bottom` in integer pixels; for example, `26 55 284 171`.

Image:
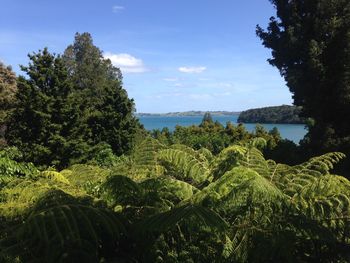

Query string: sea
138 114 307 144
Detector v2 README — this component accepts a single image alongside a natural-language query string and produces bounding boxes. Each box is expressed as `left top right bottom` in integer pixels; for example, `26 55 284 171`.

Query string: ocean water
138 115 307 144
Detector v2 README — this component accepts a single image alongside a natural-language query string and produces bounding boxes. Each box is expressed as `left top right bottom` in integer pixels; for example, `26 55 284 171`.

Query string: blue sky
0 0 293 113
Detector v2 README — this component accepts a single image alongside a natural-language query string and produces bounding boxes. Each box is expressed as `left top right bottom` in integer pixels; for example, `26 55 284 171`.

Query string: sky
0 0 293 113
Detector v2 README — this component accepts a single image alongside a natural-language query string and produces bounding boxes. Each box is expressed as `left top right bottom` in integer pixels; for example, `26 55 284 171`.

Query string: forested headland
1 0 350 262
237 105 304 124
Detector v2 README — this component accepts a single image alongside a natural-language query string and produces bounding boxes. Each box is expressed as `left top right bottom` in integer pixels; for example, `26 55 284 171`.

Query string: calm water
138 115 307 144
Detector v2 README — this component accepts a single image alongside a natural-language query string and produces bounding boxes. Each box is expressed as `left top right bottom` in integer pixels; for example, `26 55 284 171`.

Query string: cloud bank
104 52 148 73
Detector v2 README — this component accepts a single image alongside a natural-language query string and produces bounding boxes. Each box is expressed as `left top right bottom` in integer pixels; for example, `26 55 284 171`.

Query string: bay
138 114 307 144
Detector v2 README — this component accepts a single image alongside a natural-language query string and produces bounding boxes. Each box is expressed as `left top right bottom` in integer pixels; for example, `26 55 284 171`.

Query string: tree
63 32 142 156
0 62 17 147
6 49 75 167
200 112 214 125
257 0 350 173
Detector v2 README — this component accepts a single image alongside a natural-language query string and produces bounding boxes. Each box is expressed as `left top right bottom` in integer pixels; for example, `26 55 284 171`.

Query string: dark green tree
200 112 214 125
63 33 141 157
257 0 350 174
6 49 75 167
0 62 17 147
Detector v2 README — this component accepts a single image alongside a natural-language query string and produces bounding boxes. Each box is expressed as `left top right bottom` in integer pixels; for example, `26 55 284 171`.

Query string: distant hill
136 111 240 117
237 105 305 124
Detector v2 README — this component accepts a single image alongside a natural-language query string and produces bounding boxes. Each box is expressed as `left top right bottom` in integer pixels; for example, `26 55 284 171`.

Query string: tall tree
63 33 141 156
257 0 350 169
0 62 17 147
6 49 75 167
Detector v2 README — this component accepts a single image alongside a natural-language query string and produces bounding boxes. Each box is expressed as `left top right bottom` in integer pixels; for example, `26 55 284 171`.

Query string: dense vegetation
257 0 350 174
5 33 142 169
238 105 304 124
0 62 17 147
150 114 296 162
1 137 350 262
1 0 350 260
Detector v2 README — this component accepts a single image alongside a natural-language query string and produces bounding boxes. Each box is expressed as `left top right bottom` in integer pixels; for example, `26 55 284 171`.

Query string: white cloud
104 52 148 73
178 66 206 74
163 78 179 82
112 5 125 13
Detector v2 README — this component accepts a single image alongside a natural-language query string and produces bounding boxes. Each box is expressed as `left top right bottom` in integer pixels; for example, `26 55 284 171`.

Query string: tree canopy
6 49 75 167
63 33 141 157
5 33 142 168
0 62 17 147
238 105 304 124
257 0 350 173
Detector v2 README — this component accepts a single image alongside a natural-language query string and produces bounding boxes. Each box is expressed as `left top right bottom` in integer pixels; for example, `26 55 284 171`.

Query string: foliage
5 33 143 169
238 105 304 124
151 119 283 156
0 62 17 147
0 139 350 262
257 0 350 176
0 147 38 188
63 32 142 157
1 190 127 263
5 49 75 168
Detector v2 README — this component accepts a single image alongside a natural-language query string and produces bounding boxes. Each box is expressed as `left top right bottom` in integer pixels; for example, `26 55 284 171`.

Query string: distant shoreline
135 111 241 117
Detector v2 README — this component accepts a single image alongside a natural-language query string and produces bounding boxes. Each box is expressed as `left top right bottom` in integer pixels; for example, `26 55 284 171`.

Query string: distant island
136 111 241 117
237 105 305 124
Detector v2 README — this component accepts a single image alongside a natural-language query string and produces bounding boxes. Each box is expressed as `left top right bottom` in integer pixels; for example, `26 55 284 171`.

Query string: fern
0 190 127 263
39 171 70 185
0 147 38 186
158 148 211 185
138 203 228 233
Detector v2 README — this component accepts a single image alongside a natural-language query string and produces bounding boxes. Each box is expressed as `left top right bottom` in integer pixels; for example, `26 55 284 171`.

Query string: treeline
0 33 143 169
238 105 305 124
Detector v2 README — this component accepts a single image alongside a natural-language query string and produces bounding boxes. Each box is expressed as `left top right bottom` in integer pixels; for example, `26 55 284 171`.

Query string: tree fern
158 148 211 185
137 203 228 233
0 190 127 263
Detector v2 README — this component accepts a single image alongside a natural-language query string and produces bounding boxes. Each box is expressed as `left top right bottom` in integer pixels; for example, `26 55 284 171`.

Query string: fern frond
158 149 211 185
140 177 199 205
191 167 285 210
0 190 127 262
210 145 247 179
197 147 214 162
101 174 141 207
133 137 166 166
297 152 346 176
137 204 228 233
40 171 70 185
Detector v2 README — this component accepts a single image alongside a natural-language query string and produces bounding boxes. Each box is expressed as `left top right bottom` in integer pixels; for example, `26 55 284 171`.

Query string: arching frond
140 177 199 205
296 152 346 176
197 147 214 162
158 149 211 185
0 190 127 263
191 167 285 209
39 171 70 185
101 174 141 207
137 204 228 233
133 137 166 166
210 145 247 179
60 164 110 195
